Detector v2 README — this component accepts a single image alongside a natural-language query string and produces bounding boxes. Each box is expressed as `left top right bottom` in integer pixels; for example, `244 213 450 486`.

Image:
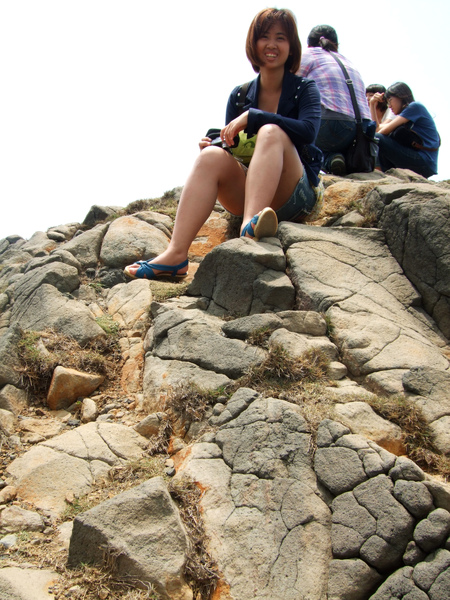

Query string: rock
0 407 16 435
269 327 338 361
328 361 348 380
63 223 108 268
403 540 427 566
389 456 426 482
134 412 167 438
150 309 266 379
80 398 99 423
47 366 105 410
278 222 449 390
0 533 17 548
18 416 64 439
188 237 290 315
370 183 450 338
413 548 450 592
0 384 28 414
393 480 435 519
221 313 285 340
82 204 123 227
68 477 192 600
429 416 450 455
12 284 106 344
414 509 450 553
0 505 44 534
143 355 232 413
0 325 22 387
327 558 382 600
315 447 367 495
403 367 450 438
100 215 170 268
105 278 152 333
176 396 331 600
353 475 415 571
119 336 145 393
0 485 17 504
368 566 421 599
6 423 148 516
333 401 406 455
0 567 59 600
331 491 376 558
20 232 57 257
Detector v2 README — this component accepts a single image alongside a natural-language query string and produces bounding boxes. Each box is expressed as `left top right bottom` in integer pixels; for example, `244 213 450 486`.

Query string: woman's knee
256 123 287 146
194 146 233 174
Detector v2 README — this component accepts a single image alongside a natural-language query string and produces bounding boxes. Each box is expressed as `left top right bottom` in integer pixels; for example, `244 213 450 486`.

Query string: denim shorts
275 170 317 223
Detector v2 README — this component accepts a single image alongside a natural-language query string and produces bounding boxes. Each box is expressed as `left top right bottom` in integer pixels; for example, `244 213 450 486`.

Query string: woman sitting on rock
365 84 394 131
376 82 440 179
124 7 322 280
297 24 371 176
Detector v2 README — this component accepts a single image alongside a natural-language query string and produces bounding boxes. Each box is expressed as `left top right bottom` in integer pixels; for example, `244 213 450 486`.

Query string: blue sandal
124 259 188 280
241 207 278 241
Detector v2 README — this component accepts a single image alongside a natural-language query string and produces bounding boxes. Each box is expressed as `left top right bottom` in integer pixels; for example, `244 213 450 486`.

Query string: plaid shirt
298 48 371 120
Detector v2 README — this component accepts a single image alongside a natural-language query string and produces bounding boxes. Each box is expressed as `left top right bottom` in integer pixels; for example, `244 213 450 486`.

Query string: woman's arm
378 114 409 136
369 93 385 131
246 79 321 146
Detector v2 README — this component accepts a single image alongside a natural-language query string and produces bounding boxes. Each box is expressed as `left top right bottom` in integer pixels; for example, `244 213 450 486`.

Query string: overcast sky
1 0 448 241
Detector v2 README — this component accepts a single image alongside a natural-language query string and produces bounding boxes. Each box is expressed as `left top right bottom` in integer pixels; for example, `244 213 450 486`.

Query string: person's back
297 24 372 175
300 47 370 121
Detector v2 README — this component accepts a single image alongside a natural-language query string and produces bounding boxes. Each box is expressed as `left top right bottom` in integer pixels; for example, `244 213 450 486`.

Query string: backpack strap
236 81 251 115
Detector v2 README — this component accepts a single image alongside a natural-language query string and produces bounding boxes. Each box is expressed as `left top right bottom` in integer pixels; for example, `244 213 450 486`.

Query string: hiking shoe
330 154 347 176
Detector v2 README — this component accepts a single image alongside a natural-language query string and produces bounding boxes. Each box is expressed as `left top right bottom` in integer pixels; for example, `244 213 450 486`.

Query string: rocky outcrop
0 172 450 599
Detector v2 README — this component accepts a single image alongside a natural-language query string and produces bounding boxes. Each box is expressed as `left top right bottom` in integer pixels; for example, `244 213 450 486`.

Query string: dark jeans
375 133 436 179
315 119 356 172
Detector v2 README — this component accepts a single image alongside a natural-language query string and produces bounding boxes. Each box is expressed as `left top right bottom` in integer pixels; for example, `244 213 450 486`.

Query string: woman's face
256 23 290 70
387 96 403 115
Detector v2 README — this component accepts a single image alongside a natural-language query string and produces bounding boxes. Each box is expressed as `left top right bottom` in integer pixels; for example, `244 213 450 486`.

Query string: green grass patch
95 315 120 336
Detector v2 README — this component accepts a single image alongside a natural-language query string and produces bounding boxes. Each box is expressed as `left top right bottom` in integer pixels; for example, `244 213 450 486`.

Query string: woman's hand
199 137 212 151
370 92 384 108
221 111 249 147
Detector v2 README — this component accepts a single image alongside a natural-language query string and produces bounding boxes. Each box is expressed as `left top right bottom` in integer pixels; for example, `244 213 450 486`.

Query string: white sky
1 0 449 241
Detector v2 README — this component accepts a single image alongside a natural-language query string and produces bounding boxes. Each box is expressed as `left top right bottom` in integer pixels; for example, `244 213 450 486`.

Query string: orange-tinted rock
47 366 105 410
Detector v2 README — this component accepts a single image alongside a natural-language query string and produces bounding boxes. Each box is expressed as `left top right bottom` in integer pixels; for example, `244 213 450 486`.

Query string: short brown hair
246 8 301 73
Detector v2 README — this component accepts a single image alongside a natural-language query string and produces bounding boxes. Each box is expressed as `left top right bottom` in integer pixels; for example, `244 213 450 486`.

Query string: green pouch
230 132 258 166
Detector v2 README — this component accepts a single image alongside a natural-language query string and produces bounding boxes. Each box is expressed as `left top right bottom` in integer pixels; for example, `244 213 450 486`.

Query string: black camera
210 136 229 149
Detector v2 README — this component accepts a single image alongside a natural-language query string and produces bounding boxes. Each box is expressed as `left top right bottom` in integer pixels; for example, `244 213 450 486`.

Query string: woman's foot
124 258 189 280
241 207 278 240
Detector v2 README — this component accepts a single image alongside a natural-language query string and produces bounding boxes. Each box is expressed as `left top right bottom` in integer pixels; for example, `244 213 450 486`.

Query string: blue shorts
275 170 317 223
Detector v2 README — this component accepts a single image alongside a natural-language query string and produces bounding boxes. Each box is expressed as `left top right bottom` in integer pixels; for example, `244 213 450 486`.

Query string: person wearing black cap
298 25 372 175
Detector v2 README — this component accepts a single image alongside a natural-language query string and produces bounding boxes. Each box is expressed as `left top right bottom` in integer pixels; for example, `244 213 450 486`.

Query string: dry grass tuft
146 384 224 454
366 394 450 480
247 326 276 347
149 279 189 303
235 344 331 397
124 188 180 220
169 477 220 600
16 329 121 399
166 384 221 424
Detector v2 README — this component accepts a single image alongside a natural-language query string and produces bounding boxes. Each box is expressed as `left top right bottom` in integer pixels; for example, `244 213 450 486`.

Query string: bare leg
239 124 304 231
125 147 246 276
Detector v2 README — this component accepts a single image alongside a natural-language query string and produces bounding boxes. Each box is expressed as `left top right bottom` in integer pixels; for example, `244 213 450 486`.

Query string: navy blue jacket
226 71 323 185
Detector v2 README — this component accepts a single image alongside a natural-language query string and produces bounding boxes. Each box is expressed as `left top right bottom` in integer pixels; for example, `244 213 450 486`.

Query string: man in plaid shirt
298 25 371 175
